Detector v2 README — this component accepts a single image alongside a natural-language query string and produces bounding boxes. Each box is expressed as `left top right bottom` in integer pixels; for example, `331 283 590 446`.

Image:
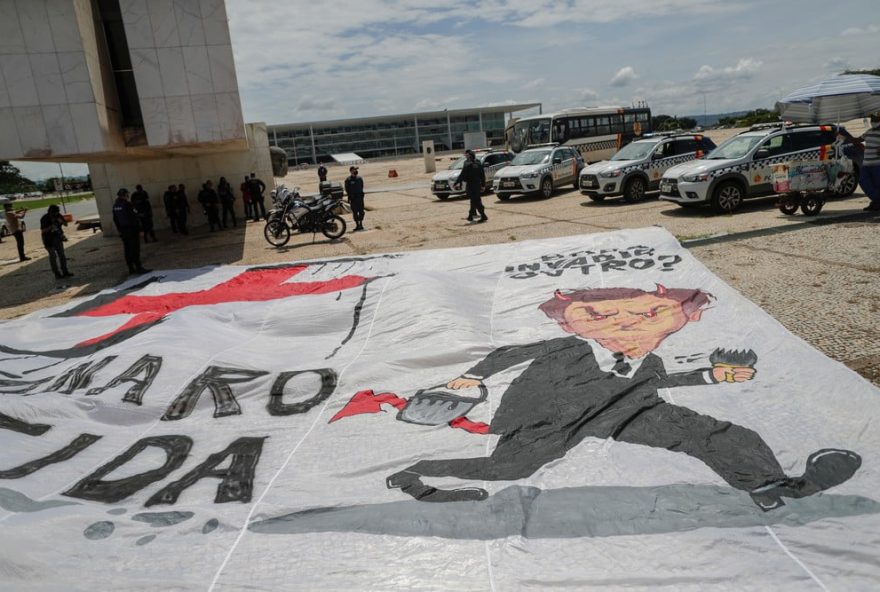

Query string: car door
647 140 677 187
750 133 789 195
554 148 575 184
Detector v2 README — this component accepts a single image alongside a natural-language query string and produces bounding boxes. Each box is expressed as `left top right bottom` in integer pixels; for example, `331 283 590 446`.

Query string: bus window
596 116 611 135
610 115 625 134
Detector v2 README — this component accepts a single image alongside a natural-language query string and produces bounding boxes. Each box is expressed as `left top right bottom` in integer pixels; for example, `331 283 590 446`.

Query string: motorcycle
263 184 350 247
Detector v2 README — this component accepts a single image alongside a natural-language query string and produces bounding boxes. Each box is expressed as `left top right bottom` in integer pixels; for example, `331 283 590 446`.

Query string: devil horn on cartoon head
554 289 571 301
655 284 668 296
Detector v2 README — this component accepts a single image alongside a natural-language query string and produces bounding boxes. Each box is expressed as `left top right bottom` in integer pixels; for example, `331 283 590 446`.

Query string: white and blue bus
506 105 652 162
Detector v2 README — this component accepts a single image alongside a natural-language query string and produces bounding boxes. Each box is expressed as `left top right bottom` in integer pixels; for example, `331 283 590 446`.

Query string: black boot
749 448 861 511
387 470 488 503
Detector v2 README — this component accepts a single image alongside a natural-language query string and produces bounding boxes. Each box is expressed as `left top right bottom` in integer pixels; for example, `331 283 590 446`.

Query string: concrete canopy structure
0 0 273 234
268 103 543 165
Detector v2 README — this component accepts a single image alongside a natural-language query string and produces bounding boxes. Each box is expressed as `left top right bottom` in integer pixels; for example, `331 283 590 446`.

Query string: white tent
330 152 364 165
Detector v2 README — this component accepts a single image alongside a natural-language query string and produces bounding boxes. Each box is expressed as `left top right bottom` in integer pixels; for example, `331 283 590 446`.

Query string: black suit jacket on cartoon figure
464 336 711 437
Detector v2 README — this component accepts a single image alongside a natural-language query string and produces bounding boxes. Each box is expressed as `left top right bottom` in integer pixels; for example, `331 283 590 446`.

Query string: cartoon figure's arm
448 340 550 389
663 348 757 388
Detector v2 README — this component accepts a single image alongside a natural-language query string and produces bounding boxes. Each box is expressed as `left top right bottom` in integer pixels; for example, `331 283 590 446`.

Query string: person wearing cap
39 204 71 279
453 149 487 222
113 188 150 275
344 165 366 231
4 202 30 262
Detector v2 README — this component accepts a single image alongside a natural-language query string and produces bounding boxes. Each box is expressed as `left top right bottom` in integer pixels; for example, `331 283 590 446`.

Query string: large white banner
0 227 877 590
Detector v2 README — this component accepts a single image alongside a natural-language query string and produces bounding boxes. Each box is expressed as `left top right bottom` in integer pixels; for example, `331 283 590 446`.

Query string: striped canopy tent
776 74 880 123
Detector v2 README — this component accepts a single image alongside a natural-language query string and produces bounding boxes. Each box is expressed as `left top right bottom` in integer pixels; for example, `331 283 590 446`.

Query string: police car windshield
449 157 466 170
611 140 660 161
706 135 765 160
512 150 551 166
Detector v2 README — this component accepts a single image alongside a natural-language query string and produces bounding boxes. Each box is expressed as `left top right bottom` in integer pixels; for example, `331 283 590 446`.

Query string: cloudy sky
14 0 878 180
225 0 878 124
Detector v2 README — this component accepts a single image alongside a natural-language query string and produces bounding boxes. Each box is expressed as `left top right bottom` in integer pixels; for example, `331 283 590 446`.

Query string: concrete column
309 125 317 164
414 116 420 150
446 110 452 151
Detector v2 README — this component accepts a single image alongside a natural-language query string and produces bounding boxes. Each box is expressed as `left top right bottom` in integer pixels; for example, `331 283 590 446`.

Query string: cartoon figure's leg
388 431 568 502
330 390 489 433
614 402 861 511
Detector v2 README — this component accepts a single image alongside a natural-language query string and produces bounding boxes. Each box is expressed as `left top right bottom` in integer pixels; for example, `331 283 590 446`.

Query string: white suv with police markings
493 145 585 200
579 134 716 203
431 149 514 200
659 123 858 213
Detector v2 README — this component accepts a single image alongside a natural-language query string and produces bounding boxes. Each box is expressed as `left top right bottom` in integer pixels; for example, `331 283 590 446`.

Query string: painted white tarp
0 227 878 591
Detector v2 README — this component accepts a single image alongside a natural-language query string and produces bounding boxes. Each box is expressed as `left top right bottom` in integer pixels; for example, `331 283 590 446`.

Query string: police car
659 123 859 214
579 133 716 203
430 149 514 200
493 145 585 200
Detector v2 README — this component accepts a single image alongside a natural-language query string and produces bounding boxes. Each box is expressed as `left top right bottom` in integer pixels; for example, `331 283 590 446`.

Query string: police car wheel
834 171 858 197
436 193 449 200
711 181 744 214
497 193 511 201
540 178 553 199
623 177 646 203
588 194 606 202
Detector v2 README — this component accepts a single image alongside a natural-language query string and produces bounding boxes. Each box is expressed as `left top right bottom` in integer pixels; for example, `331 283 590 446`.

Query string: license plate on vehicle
660 181 671 193
502 181 515 188
583 180 596 188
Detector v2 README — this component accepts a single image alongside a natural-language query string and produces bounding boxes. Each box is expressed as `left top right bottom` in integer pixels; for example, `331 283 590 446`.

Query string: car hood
432 170 461 182
664 159 734 179
582 160 631 175
497 164 549 177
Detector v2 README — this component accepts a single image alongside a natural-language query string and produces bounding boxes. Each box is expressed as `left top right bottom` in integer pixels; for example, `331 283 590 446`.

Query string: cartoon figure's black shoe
387 470 488 503
750 448 861 512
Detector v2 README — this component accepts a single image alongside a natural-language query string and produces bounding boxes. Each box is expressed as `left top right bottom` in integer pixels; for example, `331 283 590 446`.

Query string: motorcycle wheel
322 215 346 239
264 220 291 247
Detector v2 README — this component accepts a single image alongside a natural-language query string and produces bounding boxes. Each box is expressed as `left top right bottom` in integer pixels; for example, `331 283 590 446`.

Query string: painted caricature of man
385 286 861 510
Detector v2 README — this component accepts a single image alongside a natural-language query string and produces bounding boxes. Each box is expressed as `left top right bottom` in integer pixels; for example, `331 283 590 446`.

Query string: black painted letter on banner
145 437 267 506
0 434 102 479
86 355 163 405
0 410 51 436
50 356 117 394
268 368 337 416
63 435 193 503
161 366 269 421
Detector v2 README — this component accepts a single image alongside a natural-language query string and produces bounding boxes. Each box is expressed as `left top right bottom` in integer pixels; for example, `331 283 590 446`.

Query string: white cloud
297 98 338 112
610 66 637 87
524 78 545 90
841 24 879 36
824 57 850 72
694 58 762 83
580 89 600 102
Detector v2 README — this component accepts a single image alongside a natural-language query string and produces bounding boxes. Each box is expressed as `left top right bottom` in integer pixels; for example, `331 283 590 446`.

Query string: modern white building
0 0 274 234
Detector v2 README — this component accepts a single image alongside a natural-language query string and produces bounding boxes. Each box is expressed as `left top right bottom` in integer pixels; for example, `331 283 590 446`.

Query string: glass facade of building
268 104 541 164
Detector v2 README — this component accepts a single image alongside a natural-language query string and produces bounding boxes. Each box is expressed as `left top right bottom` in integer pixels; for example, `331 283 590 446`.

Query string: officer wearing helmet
453 149 487 222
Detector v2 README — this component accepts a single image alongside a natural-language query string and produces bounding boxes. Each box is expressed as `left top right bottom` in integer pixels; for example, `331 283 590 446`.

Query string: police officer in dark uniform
344 165 366 231
113 188 150 275
453 149 487 222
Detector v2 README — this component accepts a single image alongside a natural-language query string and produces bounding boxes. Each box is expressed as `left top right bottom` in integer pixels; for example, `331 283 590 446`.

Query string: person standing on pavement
113 188 150 275
859 112 880 212
318 164 328 183
4 202 30 262
39 204 71 279
241 176 253 221
344 165 366 231
198 180 222 231
453 149 487 222
218 176 237 228
163 185 178 234
248 173 267 221
131 184 157 242
173 183 191 235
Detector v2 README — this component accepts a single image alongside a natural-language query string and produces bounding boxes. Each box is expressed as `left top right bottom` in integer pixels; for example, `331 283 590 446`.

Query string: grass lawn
10 193 94 210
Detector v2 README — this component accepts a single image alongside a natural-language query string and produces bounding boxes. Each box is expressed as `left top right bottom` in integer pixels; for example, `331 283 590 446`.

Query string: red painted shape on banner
448 416 490 434
76 266 368 347
329 389 407 422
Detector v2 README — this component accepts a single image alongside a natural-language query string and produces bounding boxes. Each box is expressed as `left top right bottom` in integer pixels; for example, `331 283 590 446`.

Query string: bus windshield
706 135 764 160
512 149 551 166
512 118 551 148
610 140 660 161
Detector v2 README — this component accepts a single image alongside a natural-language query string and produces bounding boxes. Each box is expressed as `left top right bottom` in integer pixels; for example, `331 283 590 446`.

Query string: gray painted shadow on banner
249 484 880 540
